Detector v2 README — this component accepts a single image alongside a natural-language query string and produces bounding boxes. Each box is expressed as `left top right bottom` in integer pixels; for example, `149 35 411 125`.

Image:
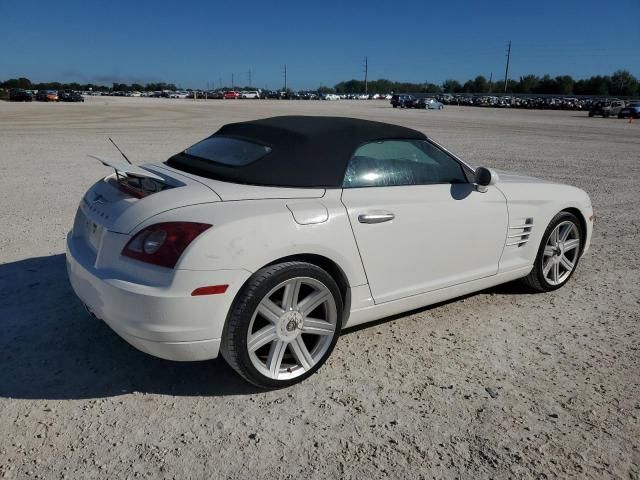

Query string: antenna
108 137 133 165
503 41 511 93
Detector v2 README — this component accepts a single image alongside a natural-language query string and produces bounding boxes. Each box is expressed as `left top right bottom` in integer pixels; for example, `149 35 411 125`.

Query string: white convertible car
67 116 593 388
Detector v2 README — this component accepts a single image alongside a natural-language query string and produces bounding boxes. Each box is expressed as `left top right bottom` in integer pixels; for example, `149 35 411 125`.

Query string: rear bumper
66 232 251 361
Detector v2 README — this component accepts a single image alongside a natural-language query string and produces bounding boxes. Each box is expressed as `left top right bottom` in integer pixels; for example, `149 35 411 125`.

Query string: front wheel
522 212 583 292
221 262 343 388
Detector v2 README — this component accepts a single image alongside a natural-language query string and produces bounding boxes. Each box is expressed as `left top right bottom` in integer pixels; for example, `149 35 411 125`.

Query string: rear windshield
183 136 272 166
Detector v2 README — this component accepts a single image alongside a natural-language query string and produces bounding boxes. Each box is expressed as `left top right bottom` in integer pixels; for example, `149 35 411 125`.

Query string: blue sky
2 0 638 89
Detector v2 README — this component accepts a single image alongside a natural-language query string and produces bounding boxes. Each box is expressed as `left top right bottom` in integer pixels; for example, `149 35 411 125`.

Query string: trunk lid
79 163 221 234
154 163 326 201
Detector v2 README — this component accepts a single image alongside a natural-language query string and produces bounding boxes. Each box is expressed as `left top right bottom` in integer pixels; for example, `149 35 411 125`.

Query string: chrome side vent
506 218 533 247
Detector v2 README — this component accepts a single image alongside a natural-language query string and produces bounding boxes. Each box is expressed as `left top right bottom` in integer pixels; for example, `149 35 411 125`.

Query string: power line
363 56 368 94
282 64 287 91
504 40 512 93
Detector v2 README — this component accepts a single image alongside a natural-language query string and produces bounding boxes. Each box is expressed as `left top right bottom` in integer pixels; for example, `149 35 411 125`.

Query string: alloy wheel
246 277 338 380
542 220 580 286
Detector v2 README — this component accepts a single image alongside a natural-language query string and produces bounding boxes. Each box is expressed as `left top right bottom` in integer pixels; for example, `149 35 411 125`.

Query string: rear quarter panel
136 189 368 288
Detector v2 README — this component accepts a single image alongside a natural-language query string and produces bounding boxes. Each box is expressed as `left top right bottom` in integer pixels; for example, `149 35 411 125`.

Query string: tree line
2 70 638 96
331 70 638 96
0 78 178 92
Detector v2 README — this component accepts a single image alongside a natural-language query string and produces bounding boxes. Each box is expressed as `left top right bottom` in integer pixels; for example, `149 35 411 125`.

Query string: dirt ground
0 97 638 479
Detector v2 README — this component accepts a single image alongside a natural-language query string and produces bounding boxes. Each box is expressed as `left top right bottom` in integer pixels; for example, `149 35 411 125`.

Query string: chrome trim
505 239 529 246
358 212 395 224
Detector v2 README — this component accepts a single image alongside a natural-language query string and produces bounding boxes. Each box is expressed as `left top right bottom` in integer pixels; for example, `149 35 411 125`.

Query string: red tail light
122 222 211 268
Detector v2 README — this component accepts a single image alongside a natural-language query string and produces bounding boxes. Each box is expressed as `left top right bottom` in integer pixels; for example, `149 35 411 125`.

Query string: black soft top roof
167 116 427 188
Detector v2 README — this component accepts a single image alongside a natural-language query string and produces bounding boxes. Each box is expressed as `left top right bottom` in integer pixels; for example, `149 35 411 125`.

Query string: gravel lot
1 97 638 479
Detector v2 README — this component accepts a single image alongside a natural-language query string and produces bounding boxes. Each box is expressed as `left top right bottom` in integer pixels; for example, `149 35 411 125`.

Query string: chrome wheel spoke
257 299 284 324
266 340 287 377
563 238 580 252
559 254 574 272
302 318 335 336
299 290 330 317
552 262 560 283
289 337 314 371
281 279 301 311
543 245 555 257
559 223 572 242
543 258 554 277
247 325 277 352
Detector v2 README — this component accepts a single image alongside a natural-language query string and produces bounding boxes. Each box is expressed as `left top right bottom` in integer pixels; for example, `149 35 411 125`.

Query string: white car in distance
66 116 593 388
240 91 261 99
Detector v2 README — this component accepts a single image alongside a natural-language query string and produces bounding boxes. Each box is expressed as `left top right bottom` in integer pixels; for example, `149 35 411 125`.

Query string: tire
221 261 343 388
521 211 583 292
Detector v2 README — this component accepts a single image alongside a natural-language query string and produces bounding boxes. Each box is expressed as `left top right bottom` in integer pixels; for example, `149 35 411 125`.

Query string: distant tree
442 79 462 93
472 75 489 93
555 75 575 95
317 85 335 94
610 70 638 96
518 74 540 94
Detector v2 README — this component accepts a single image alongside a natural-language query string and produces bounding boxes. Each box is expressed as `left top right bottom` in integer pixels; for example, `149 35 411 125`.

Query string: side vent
506 218 533 247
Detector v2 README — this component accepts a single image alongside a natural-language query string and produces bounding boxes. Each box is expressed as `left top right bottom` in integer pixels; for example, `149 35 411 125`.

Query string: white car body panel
341 184 508 303
67 152 593 362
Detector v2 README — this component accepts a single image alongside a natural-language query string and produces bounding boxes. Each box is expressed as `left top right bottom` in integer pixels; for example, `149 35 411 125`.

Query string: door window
343 140 467 188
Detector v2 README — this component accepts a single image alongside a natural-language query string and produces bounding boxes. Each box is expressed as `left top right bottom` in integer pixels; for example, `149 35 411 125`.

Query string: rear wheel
522 212 583 292
221 262 342 388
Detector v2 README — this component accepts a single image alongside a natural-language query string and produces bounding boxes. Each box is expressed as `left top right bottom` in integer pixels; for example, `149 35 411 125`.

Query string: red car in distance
223 91 239 99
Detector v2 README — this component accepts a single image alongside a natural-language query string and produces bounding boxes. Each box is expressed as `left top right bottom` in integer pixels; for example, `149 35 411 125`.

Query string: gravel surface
1 98 639 479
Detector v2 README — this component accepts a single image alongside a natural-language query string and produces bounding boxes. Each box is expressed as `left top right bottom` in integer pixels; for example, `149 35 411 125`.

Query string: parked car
240 90 261 99
323 93 340 101
223 91 239 99
417 98 444 110
8 88 33 101
36 90 59 102
58 90 84 102
390 94 415 108
588 100 625 118
67 116 593 388
617 102 640 119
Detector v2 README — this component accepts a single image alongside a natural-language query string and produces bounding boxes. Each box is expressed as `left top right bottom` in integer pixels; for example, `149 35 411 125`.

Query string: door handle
358 212 395 224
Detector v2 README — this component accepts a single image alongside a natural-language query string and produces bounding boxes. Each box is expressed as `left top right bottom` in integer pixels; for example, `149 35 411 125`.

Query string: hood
493 169 554 185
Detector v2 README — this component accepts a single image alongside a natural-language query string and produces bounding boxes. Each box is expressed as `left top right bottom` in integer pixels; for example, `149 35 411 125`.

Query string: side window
343 139 467 188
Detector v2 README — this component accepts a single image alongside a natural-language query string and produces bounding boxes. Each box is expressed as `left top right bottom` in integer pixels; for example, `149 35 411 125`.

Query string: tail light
122 222 211 268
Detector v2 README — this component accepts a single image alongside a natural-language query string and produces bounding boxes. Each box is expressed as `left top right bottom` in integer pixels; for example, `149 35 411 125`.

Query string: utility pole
248 70 252 88
503 40 511 93
488 72 493 93
363 56 368 94
231 73 234 90
282 64 287 91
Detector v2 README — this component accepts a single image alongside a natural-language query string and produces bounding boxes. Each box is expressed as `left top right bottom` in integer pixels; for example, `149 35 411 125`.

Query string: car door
341 139 508 304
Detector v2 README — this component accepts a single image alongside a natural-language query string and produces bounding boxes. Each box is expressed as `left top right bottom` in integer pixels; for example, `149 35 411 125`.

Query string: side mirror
474 167 499 193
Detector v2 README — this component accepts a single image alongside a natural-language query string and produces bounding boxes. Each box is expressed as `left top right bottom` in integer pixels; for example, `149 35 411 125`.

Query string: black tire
221 261 343 389
521 211 583 292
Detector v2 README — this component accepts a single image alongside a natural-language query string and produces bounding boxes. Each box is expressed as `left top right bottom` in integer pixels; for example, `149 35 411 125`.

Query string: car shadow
343 279 538 335
0 254 260 400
